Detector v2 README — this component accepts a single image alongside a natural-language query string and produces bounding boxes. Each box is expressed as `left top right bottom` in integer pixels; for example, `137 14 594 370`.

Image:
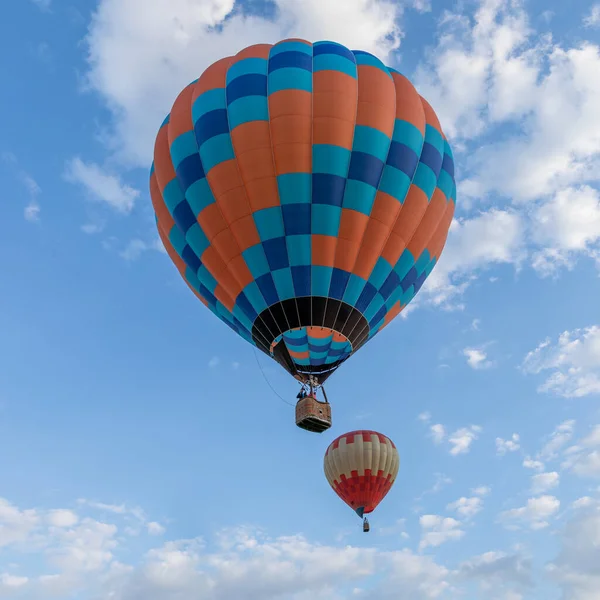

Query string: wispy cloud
2 152 41 222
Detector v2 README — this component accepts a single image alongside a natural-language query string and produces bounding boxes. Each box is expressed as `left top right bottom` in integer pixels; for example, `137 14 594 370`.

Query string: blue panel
401 266 418 292
170 131 198 168
226 73 267 104
282 203 311 235
355 282 378 313
369 304 387 328
227 96 269 129
173 200 196 233
347 151 384 188
270 41 312 57
199 134 235 173
442 152 454 179
313 54 357 77
226 58 267 81
415 249 431 275
394 249 415 280
352 51 391 75
271 268 295 300
312 266 333 297
352 126 391 162
181 244 201 272
268 51 312 73
314 42 354 61
342 180 377 215
162 178 185 213
411 163 437 199
176 153 204 192
263 236 289 270
242 243 270 278
343 273 367 306
253 207 285 240
329 268 350 300
311 205 341 236
312 173 346 206
186 177 215 216
277 173 311 204
378 166 411 203
192 89 226 123
392 119 424 155
419 142 443 178
194 109 229 145
386 142 419 177
168 226 186 254
268 68 312 93
287 235 311 266
232 301 255 330
436 170 454 200
313 145 351 177
196 263 217 292
368 257 393 290
256 273 279 306
363 293 385 322
425 124 444 154
379 269 400 301
242 281 268 314
414 269 428 294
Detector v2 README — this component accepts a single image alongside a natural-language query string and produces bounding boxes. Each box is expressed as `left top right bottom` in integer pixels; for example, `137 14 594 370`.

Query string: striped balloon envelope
151 39 456 387
324 430 400 518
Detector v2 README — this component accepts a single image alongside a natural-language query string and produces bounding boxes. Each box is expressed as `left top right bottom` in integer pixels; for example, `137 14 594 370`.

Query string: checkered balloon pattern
324 430 400 517
151 39 456 384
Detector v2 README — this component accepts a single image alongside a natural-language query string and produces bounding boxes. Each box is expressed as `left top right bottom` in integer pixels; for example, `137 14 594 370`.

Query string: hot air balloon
324 430 399 532
150 39 456 432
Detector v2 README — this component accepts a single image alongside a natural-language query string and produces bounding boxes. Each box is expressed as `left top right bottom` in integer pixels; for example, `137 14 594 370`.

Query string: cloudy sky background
2 0 600 598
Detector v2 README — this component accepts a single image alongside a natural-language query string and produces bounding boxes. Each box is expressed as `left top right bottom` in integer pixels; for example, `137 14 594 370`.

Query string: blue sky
2 0 600 598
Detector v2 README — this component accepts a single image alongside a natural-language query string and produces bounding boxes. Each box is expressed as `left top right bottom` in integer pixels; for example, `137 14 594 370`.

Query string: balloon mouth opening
355 507 365 518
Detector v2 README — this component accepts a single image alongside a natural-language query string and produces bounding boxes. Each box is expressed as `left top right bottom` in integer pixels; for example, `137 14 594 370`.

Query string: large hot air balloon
150 39 456 431
324 430 399 531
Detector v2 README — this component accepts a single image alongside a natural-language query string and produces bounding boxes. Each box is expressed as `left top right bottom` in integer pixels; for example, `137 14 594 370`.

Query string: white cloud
119 238 164 261
572 497 595 510
523 457 545 471
464 347 493 370
2 152 42 222
430 424 446 444
418 411 432 423
522 328 600 398
530 472 560 494
472 486 491 497
447 496 484 519
496 434 520 456
471 318 481 331
147 522 166 536
208 356 220 369
47 510 79 528
583 4 600 27
83 0 403 168
561 424 600 479
448 425 482 455
64 157 139 214
30 0 51 11
538 420 576 460
419 515 465 550
500 495 560 530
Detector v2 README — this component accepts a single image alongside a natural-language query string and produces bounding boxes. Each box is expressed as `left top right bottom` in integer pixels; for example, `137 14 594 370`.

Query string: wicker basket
295 395 332 433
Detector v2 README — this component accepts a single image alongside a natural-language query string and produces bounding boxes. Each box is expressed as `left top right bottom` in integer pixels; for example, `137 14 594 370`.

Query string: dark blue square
442 153 455 178
235 293 258 322
312 173 346 206
198 283 217 308
256 273 279 306
379 270 400 301
291 265 311 297
194 108 229 146
414 270 428 294
173 200 197 233
313 43 355 62
369 305 387 327
387 142 419 178
329 268 350 300
226 73 267 104
419 142 443 178
401 266 418 292
262 236 289 271
268 51 312 73
282 203 311 235
347 151 384 188
181 244 201 273
355 282 378 313
176 153 204 192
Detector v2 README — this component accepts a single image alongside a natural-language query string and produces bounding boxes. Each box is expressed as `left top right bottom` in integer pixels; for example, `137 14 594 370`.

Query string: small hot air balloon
150 39 456 432
324 430 399 532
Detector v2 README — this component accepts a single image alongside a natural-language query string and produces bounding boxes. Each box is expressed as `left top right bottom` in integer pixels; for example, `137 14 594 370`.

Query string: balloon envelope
323 430 399 517
151 39 456 384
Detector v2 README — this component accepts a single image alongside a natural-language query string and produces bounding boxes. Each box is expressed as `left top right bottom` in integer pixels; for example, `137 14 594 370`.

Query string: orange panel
356 65 396 110
407 189 448 258
278 37 311 45
391 72 426 135
227 254 254 289
370 191 402 226
212 228 240 264
230 121 272 153
217 186 251 225
313 70 357 95
312 116 354 149
192 56 232 100
313 90 357 121
168 83 195 142
352 244 383 280
355 101 395 137
392 187 428 240
361 218 389 250
150 173 175 232
307 326 333 339
420 96 443 135
197 203 228 241
214 285 235 312
229 214 261 251
216 268 242 300
236 147 276 182
268 90 311 119
427 200 455 258
333 238 361 271
244 176 281 211
153 126 176 192
338 209 369 241
200 245 227 279
381 301 402 329
312 235 337 267
270 115 312 146
207 159 243 198
234 43 272 61
272 143 312 174
332 332 347 343
381 232 407 266
288 349 310 359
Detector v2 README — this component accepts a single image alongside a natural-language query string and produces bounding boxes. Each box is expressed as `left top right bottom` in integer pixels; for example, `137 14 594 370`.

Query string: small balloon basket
295 394 331 433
